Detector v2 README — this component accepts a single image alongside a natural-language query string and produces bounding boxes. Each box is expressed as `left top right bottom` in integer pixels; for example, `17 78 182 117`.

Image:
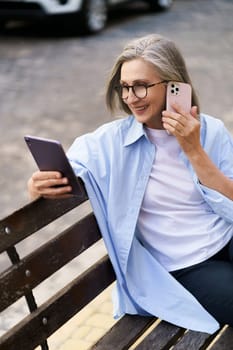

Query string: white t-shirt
137 127 232 271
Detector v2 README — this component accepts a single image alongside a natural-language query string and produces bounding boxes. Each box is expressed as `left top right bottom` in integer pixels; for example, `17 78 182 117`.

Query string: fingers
31 170 62 181
168 102 187 116
162 104 199 136
167 103 199 120
162 103 201 155
39 184 73 198
28 171 72 200
162 111 187 135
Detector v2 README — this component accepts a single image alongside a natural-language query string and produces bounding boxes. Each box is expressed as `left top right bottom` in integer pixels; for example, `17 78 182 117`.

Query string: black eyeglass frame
115 80 168 100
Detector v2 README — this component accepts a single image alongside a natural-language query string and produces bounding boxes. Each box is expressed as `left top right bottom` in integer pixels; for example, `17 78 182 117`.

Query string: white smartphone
166 81 192 113
24 135 84 197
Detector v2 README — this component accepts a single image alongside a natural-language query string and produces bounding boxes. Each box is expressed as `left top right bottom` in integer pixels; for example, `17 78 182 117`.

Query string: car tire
147 0 173 11
79 0 108 34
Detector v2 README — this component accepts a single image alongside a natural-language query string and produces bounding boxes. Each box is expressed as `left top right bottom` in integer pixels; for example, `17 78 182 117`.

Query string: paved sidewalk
39 284 117 350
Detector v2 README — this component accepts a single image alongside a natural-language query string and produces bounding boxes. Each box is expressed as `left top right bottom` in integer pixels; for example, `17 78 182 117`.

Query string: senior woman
28 34 233 333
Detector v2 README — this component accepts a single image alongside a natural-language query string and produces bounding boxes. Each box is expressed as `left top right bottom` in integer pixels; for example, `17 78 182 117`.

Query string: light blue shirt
67 113 233 334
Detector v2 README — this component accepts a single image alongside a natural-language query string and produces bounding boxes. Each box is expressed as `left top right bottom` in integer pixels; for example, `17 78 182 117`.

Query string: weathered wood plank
210 326 233 350
172 329 216 349
0 213 101 311
0 178 87 253
0 255 115 350
134 321 185 350
92 315 156 350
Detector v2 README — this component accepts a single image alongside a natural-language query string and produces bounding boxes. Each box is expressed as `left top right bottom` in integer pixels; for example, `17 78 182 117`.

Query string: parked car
0 0 173 34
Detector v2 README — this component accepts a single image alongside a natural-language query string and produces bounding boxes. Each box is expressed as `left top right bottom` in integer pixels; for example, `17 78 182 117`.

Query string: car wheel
80 0 108 34
147 0 173 11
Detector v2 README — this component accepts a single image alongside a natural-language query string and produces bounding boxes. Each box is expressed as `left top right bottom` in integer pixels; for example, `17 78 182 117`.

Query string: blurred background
0 0 232 346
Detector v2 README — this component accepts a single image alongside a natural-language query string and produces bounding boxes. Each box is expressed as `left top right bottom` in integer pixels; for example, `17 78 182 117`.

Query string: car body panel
0 0 173 33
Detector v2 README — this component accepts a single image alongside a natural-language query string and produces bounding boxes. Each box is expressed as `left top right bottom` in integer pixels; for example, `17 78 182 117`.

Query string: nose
125 88 139 103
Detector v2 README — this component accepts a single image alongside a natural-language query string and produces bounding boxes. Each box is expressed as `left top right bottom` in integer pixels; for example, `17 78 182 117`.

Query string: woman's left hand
162 104 201 156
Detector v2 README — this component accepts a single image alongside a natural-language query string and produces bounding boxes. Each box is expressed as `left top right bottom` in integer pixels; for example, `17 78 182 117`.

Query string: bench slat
0 189 87 253
172 329 216 349
0 255 115 350
0 213 101 312
92 314 156 350
1 181 233 349
134 321 185 349
210 326 233 349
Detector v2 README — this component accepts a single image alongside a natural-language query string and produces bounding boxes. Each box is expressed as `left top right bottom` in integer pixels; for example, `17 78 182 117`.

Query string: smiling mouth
134 105 147 112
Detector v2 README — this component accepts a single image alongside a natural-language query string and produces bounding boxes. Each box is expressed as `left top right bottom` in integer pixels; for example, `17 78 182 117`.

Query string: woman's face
120 58 167 129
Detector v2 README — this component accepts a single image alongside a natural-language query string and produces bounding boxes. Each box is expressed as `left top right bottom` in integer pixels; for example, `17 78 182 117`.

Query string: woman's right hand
27 171 72 200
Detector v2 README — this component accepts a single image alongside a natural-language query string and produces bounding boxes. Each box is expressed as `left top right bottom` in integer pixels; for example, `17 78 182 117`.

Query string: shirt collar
122 113 206 148
123 116 147 147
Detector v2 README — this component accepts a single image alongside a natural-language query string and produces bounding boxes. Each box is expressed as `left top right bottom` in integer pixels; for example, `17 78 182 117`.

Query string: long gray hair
106 34 199 115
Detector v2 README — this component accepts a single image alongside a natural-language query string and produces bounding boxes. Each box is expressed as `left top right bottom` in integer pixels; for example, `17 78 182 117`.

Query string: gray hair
106 34 199 115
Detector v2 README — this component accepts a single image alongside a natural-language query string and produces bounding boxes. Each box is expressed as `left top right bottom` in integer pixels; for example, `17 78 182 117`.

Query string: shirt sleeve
197 123 233 224
197 184 233 223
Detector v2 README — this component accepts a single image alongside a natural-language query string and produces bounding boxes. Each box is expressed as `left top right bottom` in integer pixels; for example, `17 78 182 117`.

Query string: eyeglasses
115 80 167 100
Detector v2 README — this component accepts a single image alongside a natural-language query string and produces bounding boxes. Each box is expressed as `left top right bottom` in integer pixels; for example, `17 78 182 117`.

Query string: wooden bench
0 178 232 350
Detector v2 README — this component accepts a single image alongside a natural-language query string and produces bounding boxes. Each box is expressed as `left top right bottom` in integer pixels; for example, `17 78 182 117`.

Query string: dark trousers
171 237 233 326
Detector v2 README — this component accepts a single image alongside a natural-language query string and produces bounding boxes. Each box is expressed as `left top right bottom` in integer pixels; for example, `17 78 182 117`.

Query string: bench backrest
0 179 115 350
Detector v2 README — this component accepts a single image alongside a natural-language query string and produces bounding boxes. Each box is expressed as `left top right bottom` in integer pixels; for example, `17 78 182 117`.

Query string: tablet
24 135 84 196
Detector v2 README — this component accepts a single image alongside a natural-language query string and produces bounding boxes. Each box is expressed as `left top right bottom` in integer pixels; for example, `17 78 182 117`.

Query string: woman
28 34 233 333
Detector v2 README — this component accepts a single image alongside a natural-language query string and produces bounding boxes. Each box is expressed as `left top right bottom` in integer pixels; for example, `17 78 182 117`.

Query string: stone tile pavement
36 284 117 350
